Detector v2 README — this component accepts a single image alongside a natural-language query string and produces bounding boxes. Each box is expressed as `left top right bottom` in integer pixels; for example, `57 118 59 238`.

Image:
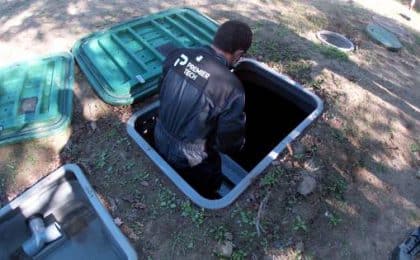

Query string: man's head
212 20 253 66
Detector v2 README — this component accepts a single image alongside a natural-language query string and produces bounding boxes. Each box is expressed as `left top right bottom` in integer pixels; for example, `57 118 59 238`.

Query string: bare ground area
0 0 419 259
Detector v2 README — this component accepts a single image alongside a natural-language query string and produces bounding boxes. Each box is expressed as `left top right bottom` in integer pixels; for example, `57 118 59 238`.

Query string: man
154 20 253 198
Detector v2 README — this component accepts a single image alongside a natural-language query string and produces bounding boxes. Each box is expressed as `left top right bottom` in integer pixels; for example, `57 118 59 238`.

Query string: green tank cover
366 23 403 51
0 53 74 146
72 8 218 105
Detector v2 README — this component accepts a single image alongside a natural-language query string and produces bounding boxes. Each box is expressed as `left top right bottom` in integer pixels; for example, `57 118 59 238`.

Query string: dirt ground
1 0 419 259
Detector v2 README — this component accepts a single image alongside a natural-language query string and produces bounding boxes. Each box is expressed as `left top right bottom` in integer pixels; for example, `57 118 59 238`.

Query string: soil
1 0 419 259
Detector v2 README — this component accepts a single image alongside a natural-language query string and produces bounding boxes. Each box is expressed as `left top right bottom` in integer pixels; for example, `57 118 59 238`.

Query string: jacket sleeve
215 92 246 154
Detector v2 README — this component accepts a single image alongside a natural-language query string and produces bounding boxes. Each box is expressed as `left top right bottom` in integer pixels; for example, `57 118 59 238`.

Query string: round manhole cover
366 23 402 51
316 30 354 52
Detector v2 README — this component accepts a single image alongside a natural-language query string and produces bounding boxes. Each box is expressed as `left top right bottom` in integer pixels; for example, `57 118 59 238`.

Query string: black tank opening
231 68 309 171
134 61 314 197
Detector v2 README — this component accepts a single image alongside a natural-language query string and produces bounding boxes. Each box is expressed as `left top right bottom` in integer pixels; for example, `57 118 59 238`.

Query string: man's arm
215 93 246 154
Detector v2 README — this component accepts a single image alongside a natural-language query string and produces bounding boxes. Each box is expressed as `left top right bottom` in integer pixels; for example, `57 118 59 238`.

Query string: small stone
140 181 149 187
297 175 317 196
216 241 233 258
114 217 124 226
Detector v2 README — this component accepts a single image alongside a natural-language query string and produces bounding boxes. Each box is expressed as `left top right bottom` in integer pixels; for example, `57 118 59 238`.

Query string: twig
384 146 398 150
286 144 293 156
256 191 271 237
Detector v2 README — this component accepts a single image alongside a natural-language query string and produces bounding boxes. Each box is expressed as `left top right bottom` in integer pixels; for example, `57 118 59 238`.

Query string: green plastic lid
366 23 403 51
72 8 218 105
0 53 74 146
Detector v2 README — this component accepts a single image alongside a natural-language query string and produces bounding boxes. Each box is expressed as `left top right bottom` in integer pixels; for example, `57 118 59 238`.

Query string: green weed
210 225 228 242
260 167 284 187
158 187 177 209
415 34 420 46
410 143 420 153
232 249 248 260
239 229 257 240
239 210 255 227
96 150 109 169
325 174 348 200
316 44 349 61
180 200 205 226
328 212 342 226
284 60 312 84
293 216 308 232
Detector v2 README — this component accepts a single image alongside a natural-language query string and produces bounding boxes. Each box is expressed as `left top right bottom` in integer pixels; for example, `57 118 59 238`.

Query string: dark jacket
154 46 246 169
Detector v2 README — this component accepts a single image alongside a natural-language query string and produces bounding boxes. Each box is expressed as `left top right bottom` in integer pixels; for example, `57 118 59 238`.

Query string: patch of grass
210 225 229 242
260 167 284 187
414 34 420 46
251 20 264 33
342 122 358 138
293 153 305 160
306 78 324 90
331 128 347 143
105 128 119 140
132 171 150 182
95 150 109 169
248 38 302 62
286 194 298 209
293 216 308 232
170 231 196 257
409 210 420 223
238 210 255 227
0 161 17 191
260 237 270 251
158 187 178 210
305 14 328 30
325 174 348 200
373 162 387 174
248 40 282 61
231 249 248 260
327 212 342 226
316 44 349 61
284 60 312 84
180 200 205 226
276 26 290 38
125 160 136 171
410 143 420 153
239 229 257 240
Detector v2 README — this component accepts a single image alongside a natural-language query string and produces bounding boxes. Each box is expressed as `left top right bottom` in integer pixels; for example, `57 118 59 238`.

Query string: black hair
213 20 253 54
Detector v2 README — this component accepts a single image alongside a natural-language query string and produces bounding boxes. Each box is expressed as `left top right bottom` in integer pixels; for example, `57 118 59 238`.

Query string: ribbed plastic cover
366 23 403 51
73 8 218 105
0 53 74 146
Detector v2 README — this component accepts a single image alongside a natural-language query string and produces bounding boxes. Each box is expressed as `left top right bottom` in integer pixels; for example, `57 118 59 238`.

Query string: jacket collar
201 45 229 67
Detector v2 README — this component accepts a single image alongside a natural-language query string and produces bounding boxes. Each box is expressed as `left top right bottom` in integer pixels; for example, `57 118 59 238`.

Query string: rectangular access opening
231 62 315 171
127 59 323 208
